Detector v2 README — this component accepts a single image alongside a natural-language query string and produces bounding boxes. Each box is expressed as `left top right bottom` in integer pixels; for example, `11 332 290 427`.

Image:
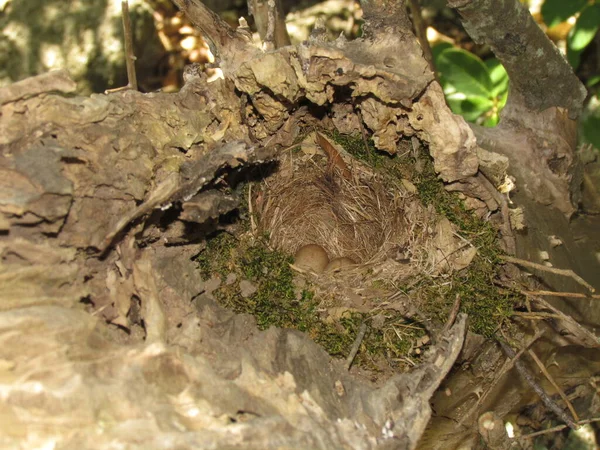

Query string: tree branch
171 0 258 72
360 0 413 35
447 0 586 119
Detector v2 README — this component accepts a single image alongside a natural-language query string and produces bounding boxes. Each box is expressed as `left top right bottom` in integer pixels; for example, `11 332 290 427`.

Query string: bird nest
252 134 452 285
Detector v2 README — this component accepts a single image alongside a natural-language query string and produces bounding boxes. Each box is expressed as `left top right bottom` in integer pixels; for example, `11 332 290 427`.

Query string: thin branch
512 311 562 320
121 0 137 91
248 183 257 236
518 418 600 440
521 291 600 348
345 322 368 370
263 0 276 51
478 173 516 254
458 330 544 426
442 294 461 335
522 290 600 300
407 0 435 73
501 255 595 294
527 349 579 423
447 0 585 118
498 340 578 430
171 0 258 72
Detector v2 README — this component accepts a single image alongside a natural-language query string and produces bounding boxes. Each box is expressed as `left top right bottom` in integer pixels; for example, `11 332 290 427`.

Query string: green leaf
567 45 583 70
447 94 494 121
431 42 453 62
482 114 499 127
497 89 508 109
484 58 509 97
435 48 493 98
568 4 600 51
583 114 600 151
587 75 600 88
541 0 587 28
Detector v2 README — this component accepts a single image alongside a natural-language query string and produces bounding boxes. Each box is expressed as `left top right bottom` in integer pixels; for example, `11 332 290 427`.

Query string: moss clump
196 233 356 357
414 159 517 337
196 232 238 278
196 231 427 370
330 130 388 168
329 130 407 172
329 130 519 337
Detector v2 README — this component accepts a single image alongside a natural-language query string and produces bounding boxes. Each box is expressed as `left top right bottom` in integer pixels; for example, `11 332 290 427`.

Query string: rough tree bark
447 0 600 322
0 0 598 448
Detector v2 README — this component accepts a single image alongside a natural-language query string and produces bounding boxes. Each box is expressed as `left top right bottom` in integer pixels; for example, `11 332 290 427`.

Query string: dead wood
0 51 470 450
2 0 599 448
498 339 578 430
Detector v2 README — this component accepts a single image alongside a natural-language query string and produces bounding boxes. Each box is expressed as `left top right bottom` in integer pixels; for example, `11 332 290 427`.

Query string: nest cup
254 147 432 279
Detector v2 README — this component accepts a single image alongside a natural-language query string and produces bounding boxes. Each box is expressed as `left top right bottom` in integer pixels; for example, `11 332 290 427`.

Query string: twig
263 0 276 51
478 173 516 254
247 183 257 235
345 322 368 370
442 294 461 335
407 0 435 74
458 330 544 427
498 340 578 430
527 349 579 423
501 255 595 293
121 0 138 91
518 417 600 440
522 290 600 300
172 0 258 71
521 291 600 348
512 311 562 320
316 132 352 180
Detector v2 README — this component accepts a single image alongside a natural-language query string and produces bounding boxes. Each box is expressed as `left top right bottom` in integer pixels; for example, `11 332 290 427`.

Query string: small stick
262 0 277 51
512 311 562 320
442 294 461 335
527 349 579 423
522 290 600 300
478 174 516 254
122 0 138 91
345 322 368 371
316 132 352 180
458 330 545 427
247 183 257 235
501 255 595 293
498 340 578 430
518 417 600 440
407 0 435 74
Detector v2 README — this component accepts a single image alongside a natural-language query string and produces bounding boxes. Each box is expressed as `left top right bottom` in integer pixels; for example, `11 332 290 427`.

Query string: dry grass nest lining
254 151 435 279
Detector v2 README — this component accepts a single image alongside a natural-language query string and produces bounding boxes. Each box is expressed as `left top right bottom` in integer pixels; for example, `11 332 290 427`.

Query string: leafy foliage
541 0 588 29
567 3 600 69
433 44 509 127
540 0 600 70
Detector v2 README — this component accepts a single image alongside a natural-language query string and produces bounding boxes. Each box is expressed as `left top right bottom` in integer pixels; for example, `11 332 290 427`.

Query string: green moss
413 158 518 337
328 129 519 337
329 130 393 169
196 233 355 357
196 232 238 279
195 231 427 370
